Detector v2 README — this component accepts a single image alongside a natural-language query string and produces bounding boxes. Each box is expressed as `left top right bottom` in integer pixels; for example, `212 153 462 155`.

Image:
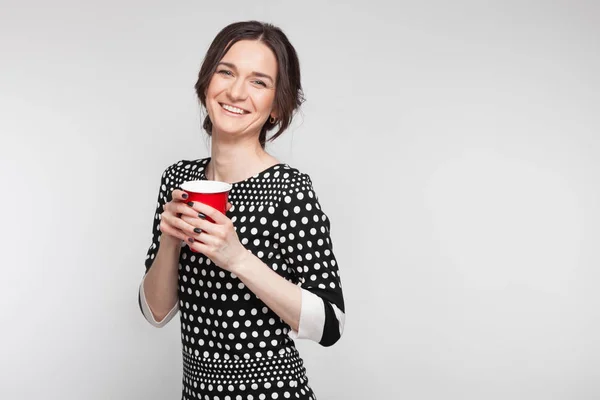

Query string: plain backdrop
1 0 599 399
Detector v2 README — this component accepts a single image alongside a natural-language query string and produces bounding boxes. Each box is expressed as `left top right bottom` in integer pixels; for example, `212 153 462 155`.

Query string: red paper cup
181 180 232 251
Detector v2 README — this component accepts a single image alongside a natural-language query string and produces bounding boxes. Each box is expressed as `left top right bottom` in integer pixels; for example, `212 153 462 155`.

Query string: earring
269 116 276 124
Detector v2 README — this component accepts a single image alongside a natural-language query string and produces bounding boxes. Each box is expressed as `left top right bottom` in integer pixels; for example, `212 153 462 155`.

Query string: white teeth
221 104 245 114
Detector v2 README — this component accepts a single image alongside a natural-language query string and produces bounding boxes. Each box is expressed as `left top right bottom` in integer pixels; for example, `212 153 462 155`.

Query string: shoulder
276 165 331 229
279 165 315 192
278 164 322 207
155 158 209 202
160 157 210 181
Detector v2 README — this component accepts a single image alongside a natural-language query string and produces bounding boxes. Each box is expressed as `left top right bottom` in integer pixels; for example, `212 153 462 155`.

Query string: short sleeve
280 172 345 347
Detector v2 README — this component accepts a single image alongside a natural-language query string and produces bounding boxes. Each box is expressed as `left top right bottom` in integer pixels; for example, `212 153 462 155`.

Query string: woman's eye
217 69 233 76
253 80 267 87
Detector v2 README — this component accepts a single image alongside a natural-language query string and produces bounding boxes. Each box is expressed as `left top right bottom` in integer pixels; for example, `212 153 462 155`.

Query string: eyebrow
217 62 274 83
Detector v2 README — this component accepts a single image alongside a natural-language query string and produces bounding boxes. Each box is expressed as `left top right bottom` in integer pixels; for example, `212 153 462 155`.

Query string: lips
219 103 250 115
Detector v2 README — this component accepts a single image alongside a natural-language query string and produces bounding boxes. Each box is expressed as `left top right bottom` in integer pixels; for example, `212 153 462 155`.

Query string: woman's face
205 40 278 141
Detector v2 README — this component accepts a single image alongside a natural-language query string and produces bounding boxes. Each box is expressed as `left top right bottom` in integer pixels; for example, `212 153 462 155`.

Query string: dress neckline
197 158 287 186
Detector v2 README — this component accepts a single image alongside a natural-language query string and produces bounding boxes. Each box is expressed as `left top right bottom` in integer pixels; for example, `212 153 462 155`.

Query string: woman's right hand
159 189 200 243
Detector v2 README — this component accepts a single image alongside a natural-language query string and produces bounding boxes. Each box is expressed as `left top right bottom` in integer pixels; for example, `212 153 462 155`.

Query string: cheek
255 91 276 112
205 77 223 100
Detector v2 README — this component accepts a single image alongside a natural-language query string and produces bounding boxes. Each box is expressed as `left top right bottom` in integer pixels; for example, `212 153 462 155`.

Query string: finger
186 201 229 225
188 239 213 257
171 189 190 202
181 214 218 236
188 230 219 247
159 220 188 243
184 224 220 250
226 202 232 212
168 201 206 219
162 212 200 238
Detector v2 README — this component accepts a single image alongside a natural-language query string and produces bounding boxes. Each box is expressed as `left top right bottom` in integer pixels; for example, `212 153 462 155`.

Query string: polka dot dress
142 158 345 400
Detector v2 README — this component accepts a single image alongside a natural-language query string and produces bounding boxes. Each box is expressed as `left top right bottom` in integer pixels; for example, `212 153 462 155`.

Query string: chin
211 121 252 138
211 118 264 139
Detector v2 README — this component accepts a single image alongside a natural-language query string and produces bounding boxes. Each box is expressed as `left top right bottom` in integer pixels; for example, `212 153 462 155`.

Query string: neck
206 130 278 183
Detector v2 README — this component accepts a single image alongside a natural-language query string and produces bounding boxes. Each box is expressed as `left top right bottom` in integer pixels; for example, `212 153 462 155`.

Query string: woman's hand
158 189 213 244
181 201 247 272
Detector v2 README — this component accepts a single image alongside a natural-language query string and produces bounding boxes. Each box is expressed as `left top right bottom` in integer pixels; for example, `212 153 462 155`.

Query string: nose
226 77 247 101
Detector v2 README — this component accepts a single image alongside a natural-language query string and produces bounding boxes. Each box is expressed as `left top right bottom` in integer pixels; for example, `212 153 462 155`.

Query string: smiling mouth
220 103 250 115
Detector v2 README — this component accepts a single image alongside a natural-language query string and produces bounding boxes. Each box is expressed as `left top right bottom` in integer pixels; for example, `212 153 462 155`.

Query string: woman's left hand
180 201 248 272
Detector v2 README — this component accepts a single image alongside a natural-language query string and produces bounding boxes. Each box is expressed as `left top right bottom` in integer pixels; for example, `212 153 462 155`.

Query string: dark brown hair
194 21 305 148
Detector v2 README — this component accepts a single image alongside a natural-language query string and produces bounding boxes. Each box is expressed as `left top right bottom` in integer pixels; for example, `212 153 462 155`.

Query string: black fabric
142 158 345 400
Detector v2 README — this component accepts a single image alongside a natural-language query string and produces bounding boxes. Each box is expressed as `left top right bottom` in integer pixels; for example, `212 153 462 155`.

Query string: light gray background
1 0 599 399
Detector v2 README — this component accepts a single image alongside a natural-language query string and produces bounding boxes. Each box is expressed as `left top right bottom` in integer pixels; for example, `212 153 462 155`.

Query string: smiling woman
203 40 279 140
194 21 304 148
138 21 345 400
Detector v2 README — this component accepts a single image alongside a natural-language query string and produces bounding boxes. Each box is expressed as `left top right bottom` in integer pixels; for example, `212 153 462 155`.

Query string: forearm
231 253 301 332
143 235 181 320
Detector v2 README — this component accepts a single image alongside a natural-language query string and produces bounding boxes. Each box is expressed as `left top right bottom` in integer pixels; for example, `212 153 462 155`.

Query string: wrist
160 235 183 252
229 249 253 275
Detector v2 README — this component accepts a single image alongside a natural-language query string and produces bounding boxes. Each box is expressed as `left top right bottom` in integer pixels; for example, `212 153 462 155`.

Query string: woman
138 21 345 400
